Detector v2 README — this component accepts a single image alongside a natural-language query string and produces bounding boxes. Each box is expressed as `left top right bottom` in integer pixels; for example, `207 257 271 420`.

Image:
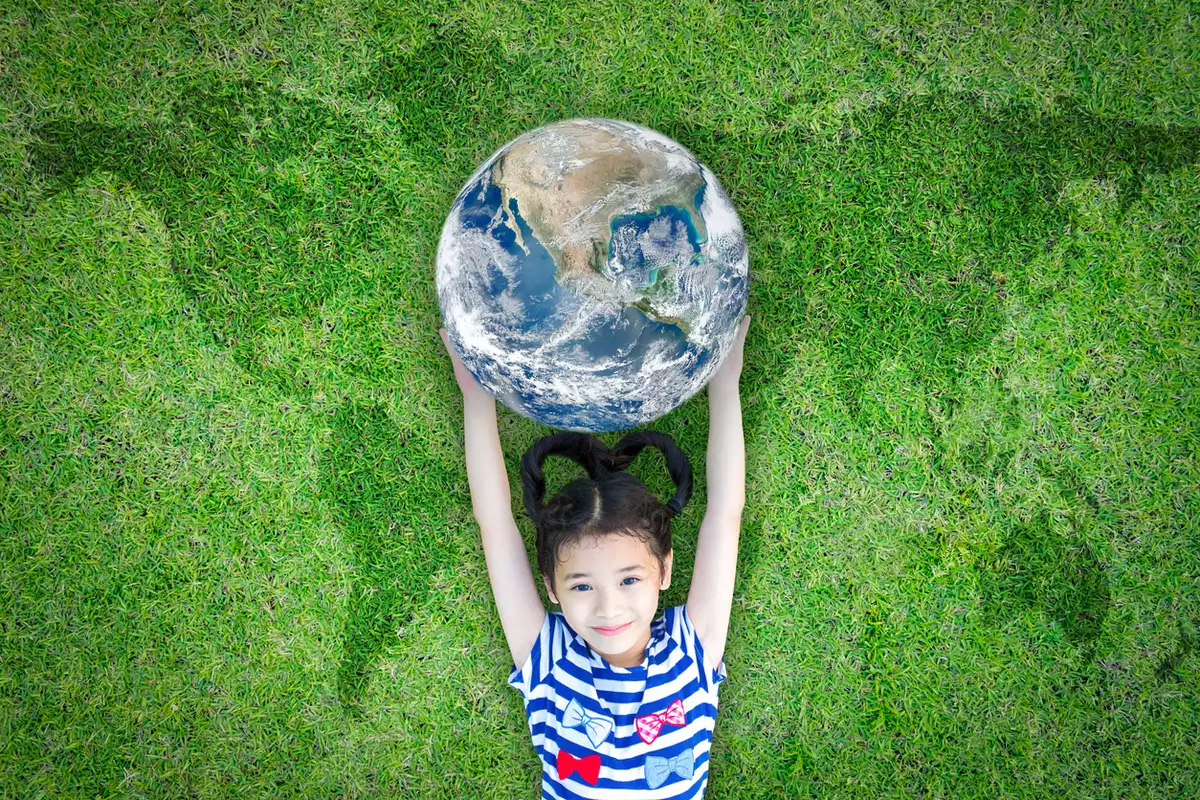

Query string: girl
440 315 749 799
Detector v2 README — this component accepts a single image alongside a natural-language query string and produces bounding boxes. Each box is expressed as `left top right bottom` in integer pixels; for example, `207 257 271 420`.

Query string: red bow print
635 698 686 744
557 750 601 784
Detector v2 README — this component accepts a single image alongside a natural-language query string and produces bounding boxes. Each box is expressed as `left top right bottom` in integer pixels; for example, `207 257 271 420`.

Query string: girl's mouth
593 622 632 636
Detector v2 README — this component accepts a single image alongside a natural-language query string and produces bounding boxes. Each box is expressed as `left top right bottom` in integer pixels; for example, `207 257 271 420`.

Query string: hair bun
610 432 693 518
519 433 609 526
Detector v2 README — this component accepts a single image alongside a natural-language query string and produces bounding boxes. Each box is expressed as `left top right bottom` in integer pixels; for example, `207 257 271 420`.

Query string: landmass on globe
492 121 708 323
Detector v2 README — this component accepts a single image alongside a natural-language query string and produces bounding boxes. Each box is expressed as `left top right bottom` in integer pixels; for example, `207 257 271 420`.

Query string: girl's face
544 533 673 669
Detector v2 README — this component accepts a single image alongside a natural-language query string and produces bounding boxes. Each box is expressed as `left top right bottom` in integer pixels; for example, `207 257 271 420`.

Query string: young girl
440 315 749 798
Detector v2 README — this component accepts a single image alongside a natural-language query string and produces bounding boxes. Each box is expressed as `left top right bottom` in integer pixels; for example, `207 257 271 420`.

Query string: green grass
2 0 1198 796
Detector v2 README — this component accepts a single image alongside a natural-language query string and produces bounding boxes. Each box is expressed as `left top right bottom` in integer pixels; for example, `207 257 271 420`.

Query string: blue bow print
563 698 613 747
645 750 695 788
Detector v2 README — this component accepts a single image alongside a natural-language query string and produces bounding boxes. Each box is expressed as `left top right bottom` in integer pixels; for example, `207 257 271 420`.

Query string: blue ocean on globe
437 118 749 432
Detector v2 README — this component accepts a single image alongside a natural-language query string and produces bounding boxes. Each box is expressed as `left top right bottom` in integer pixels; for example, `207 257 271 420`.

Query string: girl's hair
519 432 693 595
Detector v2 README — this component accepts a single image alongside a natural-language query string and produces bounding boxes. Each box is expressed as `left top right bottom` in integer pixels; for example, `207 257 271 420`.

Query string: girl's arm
442 330 546 668
687 315 750 668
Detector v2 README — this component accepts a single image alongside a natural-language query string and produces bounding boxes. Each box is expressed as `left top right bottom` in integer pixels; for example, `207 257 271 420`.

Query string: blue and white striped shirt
508 604 727 799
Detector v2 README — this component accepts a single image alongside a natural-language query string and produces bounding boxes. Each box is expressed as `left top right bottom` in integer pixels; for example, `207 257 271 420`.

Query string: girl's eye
571 577 638 591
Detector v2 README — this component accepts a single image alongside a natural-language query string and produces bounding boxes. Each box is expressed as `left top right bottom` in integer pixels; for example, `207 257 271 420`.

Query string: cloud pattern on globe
437 118 749 431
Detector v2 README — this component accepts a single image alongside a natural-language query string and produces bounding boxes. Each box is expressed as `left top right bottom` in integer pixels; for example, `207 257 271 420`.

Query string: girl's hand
440 328 491 402
710 315 750 392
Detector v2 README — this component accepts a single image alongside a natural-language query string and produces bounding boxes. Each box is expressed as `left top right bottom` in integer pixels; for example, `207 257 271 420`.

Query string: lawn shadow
29 80 393 395
1155 619 1197 683
982 510 1112 655
27 21 542 398
318 401 462 716
667 95 1200 429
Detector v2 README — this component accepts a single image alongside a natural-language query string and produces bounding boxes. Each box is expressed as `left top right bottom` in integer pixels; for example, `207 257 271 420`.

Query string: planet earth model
436 118 749 432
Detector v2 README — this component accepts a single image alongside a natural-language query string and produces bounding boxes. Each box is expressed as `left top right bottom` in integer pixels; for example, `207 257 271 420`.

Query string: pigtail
519 433 609 527
608 432 694 517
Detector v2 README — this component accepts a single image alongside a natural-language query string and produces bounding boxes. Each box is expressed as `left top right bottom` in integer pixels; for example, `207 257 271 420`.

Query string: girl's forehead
556 533 656 567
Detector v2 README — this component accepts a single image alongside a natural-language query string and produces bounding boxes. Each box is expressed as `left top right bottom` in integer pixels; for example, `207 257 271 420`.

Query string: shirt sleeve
507 611 572 699
676 604 728 693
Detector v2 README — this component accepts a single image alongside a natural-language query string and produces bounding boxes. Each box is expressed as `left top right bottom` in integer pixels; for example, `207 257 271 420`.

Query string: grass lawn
2 1 1198 797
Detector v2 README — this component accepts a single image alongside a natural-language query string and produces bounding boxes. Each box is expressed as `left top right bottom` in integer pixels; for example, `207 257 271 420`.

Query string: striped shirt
508 604 727 799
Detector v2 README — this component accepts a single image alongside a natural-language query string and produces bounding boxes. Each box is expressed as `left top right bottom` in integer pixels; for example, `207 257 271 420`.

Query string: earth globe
436 118 749 432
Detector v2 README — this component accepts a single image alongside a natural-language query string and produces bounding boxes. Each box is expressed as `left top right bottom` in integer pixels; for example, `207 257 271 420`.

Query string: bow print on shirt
563 698 614 747
635 697 686 744
557 750 601 785
645 750 695 788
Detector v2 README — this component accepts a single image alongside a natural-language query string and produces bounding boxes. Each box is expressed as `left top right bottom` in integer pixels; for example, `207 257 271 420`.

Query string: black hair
519 432 693 596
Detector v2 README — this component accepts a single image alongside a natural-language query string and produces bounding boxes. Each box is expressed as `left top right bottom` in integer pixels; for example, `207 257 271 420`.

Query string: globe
436 118 749 432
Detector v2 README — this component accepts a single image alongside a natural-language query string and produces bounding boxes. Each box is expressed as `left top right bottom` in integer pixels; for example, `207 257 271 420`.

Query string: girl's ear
660 549 674 591
543 574 559 606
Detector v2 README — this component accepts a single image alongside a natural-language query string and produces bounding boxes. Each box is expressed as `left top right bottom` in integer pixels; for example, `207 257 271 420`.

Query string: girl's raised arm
687 316 750 668
442 330 546 668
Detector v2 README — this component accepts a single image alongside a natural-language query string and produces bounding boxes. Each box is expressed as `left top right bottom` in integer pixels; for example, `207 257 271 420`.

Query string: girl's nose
596 588 621 617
